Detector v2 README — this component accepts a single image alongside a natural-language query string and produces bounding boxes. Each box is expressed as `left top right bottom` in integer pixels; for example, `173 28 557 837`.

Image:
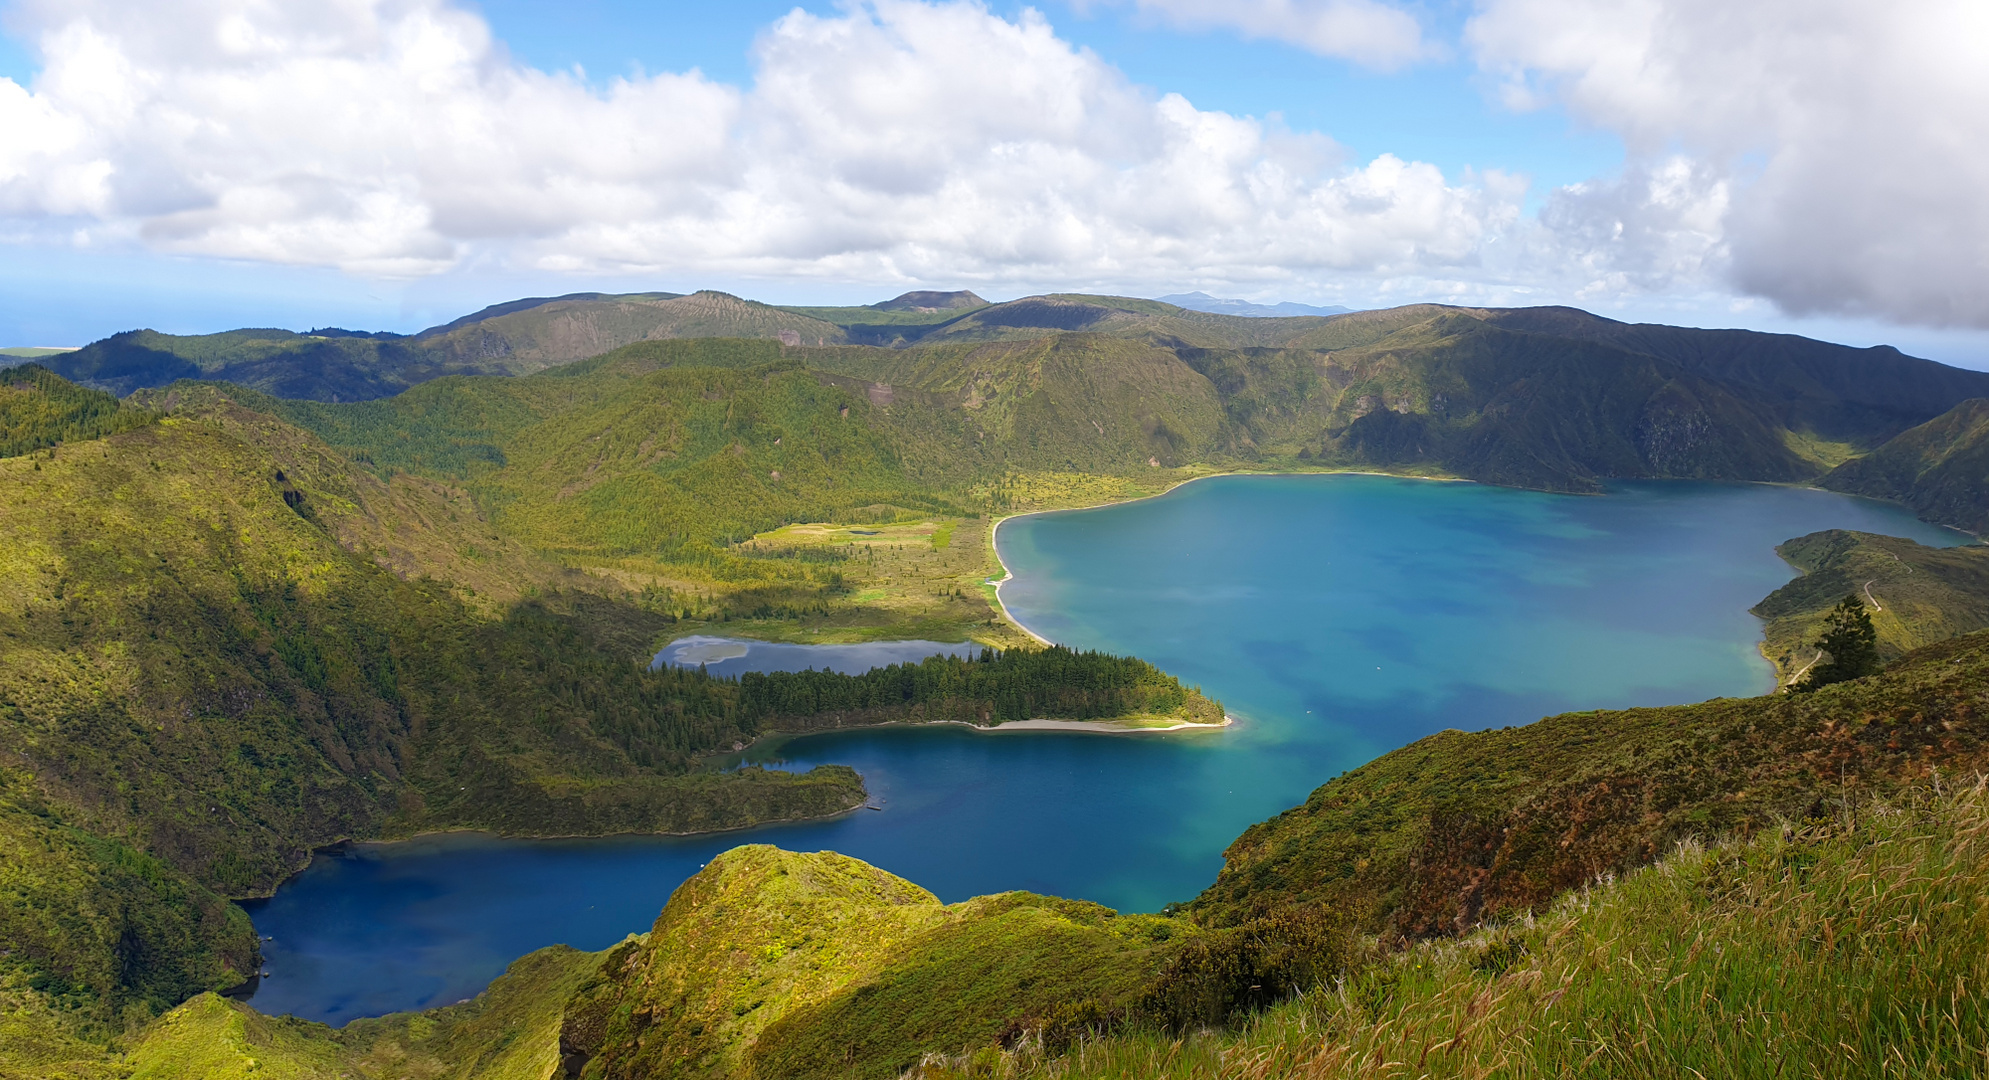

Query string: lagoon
243 476 1968 1024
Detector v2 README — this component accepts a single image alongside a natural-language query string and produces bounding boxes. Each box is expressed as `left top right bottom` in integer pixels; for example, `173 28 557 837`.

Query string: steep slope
1190 627 1989 935
1485 306 1989 450
0 395 873 902
1820 397 1989 534
0 771 259 1044
1182 313 1818 491
919 785 1989 1080
799 334 1229 472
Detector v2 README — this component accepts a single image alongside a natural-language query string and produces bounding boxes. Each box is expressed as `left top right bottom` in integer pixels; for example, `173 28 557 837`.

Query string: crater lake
242 475 1969 1024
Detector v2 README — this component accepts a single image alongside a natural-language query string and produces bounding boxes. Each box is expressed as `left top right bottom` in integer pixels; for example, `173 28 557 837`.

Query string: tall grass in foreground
915 781 1989 1079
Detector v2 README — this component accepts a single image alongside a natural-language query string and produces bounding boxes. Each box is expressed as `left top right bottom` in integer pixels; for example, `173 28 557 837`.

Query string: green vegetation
1791 595 1881 690
14 290 1989 1075
558 845 1195 1080
0 369 1223 1069
45 292 847 402
0 413 868 904
0 771 257 1042
121 296 1987 654
1187 625 1989 935
911 783 1989 1080
17 941 608 1080
0 363 154 457
738 646 1222 729
1824 397 1989 534
1752 529 1989 683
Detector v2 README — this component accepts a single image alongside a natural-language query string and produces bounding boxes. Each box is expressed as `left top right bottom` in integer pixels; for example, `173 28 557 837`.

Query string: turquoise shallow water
243 477 1968 1024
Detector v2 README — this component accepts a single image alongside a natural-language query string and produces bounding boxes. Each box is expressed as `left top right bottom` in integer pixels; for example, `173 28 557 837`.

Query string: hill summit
871 290 988 312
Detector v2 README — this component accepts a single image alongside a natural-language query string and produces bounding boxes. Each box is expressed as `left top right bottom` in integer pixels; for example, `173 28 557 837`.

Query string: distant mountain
410 290 682 338
39 291 1989 497
870 289 988 312
1158 291 1352 318
41 290 847 401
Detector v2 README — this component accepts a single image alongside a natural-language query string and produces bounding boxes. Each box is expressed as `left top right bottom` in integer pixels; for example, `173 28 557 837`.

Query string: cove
242 476 1969 1024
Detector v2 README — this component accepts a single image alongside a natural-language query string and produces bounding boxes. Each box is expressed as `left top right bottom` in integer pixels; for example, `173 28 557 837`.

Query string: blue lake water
243 476 1970 1024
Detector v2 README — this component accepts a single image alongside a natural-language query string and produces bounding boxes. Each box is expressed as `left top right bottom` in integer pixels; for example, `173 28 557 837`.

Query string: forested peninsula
10 290 1989 1078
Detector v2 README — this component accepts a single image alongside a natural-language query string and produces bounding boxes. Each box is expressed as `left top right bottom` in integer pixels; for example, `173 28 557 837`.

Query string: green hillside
41 292 848 402
917 783 1989 1080
0 411 871 902
1822 397 1989 534
1753 529 1989 682
1187 625 1989 935
560 846 1190 1080
0 362 155 457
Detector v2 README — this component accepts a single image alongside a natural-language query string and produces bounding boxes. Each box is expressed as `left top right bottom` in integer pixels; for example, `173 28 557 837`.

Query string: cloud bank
0 0 1982 330
1472 0 1989 328
0 0 1509 288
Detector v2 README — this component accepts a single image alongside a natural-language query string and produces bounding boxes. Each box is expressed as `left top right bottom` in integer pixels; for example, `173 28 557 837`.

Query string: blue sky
1 0 1984 368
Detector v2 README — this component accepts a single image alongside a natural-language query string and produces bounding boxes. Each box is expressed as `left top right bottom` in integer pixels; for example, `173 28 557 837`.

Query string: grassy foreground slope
916 784 1989 1080
559 847 1194 1080
1189 627 1989 935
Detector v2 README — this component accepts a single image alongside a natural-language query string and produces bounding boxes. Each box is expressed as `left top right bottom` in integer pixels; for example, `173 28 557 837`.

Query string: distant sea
243 475 1967 1024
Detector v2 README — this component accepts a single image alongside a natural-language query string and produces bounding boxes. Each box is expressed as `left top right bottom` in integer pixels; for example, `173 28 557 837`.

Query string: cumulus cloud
1083 0 1432 70
1469 0 1989 328
0 0 1506 288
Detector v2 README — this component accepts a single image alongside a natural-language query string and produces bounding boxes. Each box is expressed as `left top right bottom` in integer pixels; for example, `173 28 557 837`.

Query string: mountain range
1155 291 1353 317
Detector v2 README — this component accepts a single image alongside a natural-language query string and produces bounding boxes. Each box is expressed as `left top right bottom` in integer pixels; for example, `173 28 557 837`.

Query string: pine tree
1796 594 1879 691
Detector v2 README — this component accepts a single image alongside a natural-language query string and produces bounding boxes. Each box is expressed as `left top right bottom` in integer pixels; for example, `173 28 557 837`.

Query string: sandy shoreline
746 713 1237 751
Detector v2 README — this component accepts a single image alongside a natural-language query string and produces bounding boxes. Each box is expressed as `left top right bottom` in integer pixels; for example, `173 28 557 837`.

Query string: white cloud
1469 0 1989 329
0 0 1504 289
1083 0 1432 70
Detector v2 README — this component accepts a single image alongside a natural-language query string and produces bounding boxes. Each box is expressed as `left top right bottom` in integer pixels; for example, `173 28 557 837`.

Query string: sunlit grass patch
912 781 1989 1080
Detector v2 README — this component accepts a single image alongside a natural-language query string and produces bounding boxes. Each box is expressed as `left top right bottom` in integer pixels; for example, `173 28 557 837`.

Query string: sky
1 0 1986 368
